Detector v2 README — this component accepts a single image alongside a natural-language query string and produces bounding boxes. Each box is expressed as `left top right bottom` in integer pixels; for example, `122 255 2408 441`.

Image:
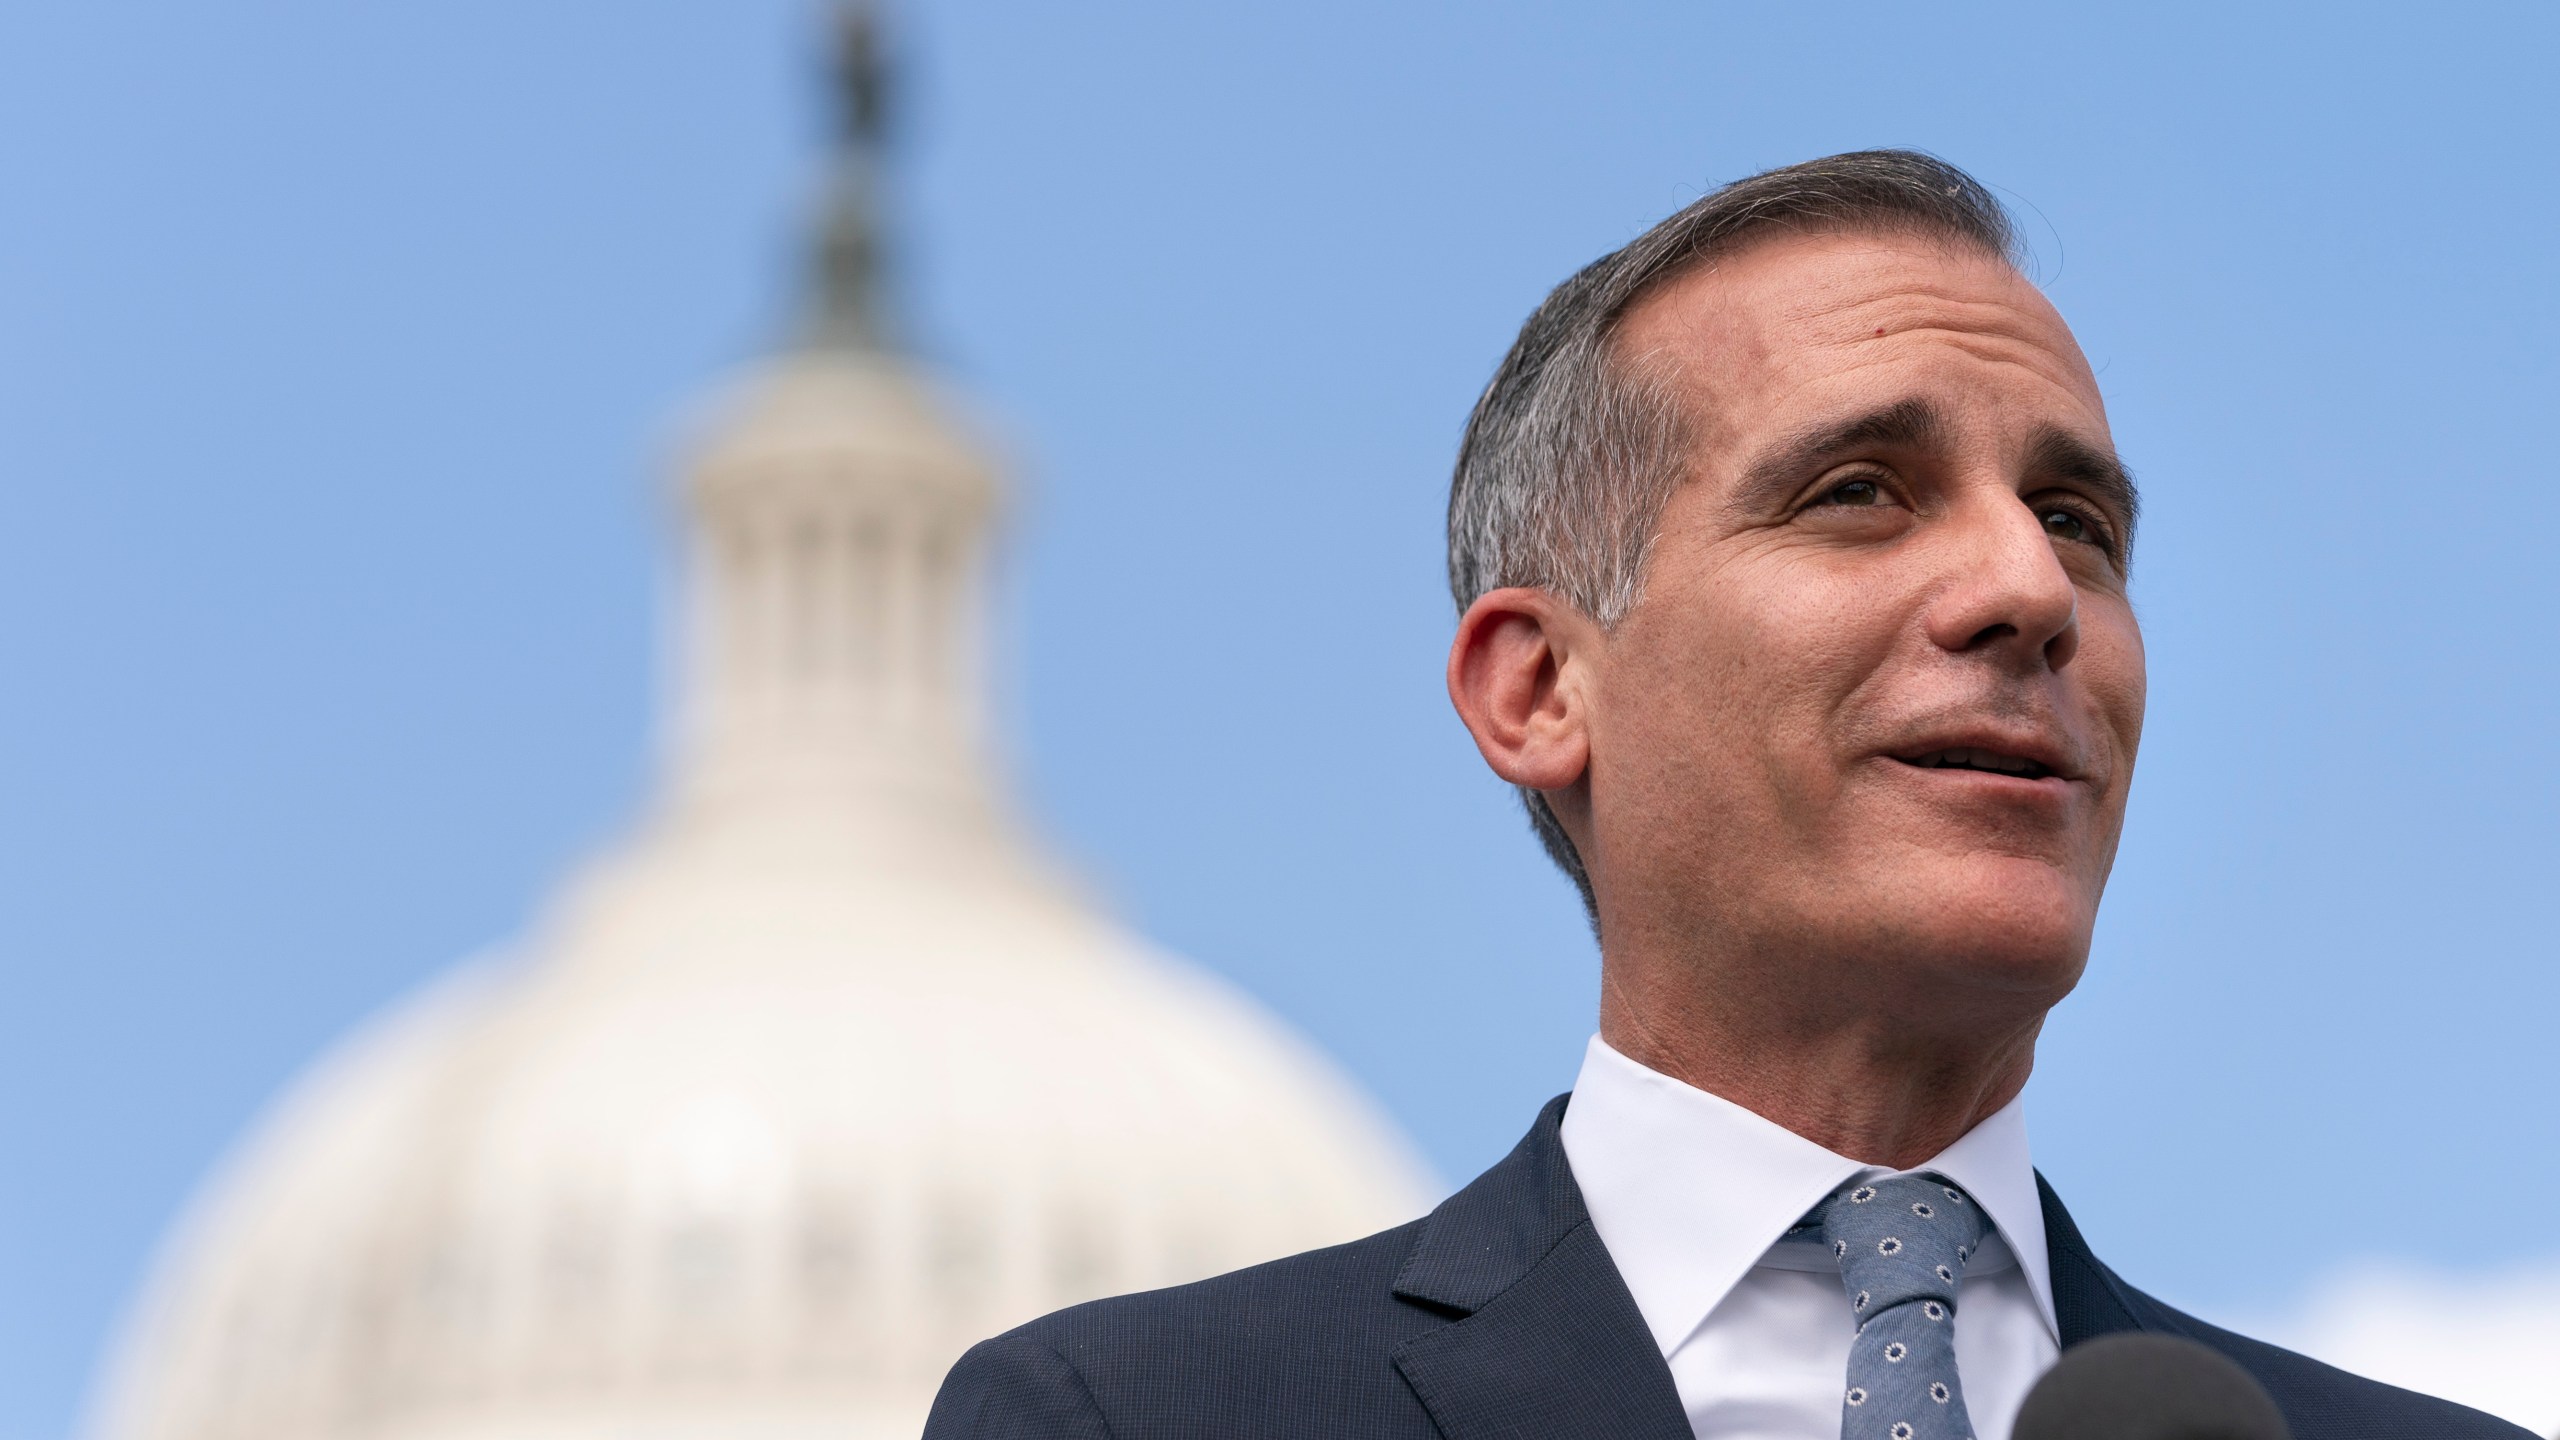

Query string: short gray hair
1446 150 2021 923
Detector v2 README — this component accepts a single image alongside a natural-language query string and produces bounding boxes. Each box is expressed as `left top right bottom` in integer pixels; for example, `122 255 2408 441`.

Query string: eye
2036 502 2112 549
1819 478 1883 507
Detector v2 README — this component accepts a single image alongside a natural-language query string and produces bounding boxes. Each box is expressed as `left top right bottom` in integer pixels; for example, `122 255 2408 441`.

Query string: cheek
1619 556 1903 788
1720 559 1915 738
2077 604 2149 761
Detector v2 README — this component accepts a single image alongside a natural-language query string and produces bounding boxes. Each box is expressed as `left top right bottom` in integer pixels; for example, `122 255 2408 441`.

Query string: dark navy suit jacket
926 1096 2528 1438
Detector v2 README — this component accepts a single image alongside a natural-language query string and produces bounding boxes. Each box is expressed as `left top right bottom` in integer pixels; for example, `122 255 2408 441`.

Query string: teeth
1917 748 2047 777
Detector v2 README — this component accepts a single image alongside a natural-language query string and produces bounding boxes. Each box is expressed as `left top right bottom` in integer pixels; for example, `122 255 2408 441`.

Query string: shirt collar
1558 1033 2058 1355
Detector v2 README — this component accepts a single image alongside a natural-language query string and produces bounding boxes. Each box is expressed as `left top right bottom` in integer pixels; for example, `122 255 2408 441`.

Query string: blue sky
4 3 2556 1436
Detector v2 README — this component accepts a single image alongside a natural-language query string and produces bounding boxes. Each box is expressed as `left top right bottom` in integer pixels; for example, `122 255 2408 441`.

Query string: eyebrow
1729 396 1949 516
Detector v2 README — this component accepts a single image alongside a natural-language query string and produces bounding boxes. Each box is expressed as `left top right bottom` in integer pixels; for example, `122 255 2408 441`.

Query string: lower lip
1886 759 2077 797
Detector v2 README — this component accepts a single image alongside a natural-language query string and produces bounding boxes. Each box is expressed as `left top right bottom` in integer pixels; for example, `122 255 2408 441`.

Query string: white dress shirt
1560 1036 2061 1440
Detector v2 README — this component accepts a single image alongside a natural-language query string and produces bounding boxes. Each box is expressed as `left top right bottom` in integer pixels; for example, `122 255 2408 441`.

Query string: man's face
1585 231 2145 1006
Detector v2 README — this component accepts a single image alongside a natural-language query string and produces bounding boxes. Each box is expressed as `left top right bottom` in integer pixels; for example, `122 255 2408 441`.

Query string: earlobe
1446 588 1593 793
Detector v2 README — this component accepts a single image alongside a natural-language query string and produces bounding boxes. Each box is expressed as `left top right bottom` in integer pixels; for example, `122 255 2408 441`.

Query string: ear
1446 586 1597 795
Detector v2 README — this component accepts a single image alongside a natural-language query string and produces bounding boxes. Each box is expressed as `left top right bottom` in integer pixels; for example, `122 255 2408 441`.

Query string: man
924 152 2526 1439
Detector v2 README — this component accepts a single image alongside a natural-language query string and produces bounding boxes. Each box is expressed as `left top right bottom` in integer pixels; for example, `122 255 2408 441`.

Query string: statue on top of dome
806 0 894 354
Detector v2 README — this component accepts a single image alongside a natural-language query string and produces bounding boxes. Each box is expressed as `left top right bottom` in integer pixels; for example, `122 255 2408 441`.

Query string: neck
1595 950 2048 1169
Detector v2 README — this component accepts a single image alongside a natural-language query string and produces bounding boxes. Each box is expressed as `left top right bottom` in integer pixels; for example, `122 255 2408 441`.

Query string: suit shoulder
1018 1216 1430 1356
932 1220 1444 1440
924 1331 1112 1440
2127 1290 2535 1439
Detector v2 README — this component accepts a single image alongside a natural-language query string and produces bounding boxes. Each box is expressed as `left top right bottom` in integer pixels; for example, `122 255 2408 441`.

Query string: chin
1858 855 2097 999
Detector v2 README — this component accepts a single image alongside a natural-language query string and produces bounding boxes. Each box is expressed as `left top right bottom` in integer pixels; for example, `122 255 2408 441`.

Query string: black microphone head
2013 1333 2291 1440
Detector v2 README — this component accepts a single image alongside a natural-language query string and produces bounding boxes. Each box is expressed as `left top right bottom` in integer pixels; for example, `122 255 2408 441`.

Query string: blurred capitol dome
85 10 1433 1440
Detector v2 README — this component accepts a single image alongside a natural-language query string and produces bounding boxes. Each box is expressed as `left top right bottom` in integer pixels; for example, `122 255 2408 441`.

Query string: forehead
1613 230 2108 452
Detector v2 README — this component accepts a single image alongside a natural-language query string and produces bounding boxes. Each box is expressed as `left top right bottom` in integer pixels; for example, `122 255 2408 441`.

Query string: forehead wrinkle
1800 300 2086 371
1785 274 2094 376
1750 300 2105 425
1780 259 2044 318
1744 339 2102 443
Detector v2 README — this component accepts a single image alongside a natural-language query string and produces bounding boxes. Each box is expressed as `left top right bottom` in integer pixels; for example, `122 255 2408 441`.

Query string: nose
1922 490 2080 671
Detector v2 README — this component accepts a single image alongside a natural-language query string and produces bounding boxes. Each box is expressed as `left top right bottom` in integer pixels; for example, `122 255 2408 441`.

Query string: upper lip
1888 730 2083 782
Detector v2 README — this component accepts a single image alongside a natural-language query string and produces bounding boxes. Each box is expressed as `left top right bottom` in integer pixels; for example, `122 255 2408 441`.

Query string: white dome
88 288 1432 1439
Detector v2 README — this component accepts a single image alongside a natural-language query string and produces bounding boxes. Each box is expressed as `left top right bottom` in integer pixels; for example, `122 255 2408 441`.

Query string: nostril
1964 622 2019 651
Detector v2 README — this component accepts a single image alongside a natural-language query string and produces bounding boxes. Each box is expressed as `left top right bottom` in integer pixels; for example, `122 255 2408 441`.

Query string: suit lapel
2037 1171 2155 1344
1388 1096 1692 1440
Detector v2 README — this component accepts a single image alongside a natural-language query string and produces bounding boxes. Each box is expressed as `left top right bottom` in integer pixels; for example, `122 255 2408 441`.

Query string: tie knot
1816 1174 1986 1319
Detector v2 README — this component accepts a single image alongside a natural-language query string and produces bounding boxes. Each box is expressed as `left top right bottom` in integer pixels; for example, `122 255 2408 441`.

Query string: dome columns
671 365 999 817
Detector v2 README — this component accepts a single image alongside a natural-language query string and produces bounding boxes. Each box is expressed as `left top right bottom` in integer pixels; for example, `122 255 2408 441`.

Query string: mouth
1893 746 2061 781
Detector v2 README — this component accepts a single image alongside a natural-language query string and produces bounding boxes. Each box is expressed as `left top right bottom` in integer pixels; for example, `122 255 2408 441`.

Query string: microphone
2012 1333 2291 1440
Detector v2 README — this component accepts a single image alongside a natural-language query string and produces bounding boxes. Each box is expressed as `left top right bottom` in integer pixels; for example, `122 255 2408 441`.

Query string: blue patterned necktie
1808 1173 1988 1440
